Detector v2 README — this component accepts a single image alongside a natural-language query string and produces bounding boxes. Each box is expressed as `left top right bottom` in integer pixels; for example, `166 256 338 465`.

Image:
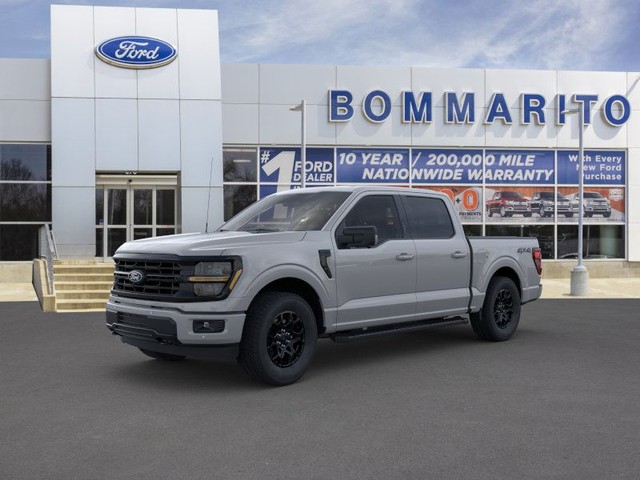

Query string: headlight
506 200 515 205
195 261 232 277
189 261 241 298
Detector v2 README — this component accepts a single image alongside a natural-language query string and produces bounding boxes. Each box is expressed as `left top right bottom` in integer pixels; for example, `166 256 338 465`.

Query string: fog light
193 319 225 333
194 283 225 297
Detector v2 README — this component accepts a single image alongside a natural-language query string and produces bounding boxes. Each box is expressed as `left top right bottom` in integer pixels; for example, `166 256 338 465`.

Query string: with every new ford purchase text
106 187 542 385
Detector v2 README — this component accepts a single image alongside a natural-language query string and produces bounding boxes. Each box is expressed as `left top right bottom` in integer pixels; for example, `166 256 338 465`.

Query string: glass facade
95 184 177 257
0 145 52 260
222 146 626 260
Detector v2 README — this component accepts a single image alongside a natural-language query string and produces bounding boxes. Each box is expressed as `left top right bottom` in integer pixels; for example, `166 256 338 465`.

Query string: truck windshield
501 192 522 199
221 191 351 232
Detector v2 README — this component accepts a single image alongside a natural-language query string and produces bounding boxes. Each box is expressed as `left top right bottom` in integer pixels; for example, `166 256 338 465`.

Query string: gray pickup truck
107 186 542 385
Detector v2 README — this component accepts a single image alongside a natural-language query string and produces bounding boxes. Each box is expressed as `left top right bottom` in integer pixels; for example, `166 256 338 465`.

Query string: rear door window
402 196 455 239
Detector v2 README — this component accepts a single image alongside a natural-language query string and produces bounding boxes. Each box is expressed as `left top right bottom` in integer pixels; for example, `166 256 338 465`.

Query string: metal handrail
38 224 58 294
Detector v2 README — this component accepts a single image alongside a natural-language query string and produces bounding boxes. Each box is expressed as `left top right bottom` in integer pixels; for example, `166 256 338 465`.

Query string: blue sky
1 0 639 71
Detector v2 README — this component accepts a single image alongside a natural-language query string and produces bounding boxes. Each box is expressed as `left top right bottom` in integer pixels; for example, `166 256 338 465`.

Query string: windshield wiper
244 227 280 233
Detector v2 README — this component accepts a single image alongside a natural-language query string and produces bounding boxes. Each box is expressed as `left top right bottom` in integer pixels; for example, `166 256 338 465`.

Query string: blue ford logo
95 36 177 69
128 270 146 285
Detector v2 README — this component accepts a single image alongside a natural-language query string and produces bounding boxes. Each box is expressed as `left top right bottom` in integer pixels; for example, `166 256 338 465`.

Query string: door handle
396 253 415 261
451 251 467 259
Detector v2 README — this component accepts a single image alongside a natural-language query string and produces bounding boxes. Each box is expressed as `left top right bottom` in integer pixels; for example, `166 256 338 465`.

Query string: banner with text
259 147 334 184
557 150 625 185
411 149 483 184
484 150 555 184
336 148 410 183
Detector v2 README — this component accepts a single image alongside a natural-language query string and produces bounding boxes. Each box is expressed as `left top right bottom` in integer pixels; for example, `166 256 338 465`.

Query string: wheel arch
491 266 522 296
248 276 326 335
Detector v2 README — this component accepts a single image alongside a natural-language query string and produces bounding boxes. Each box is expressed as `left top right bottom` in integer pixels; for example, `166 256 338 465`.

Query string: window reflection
223 185 256 221
156 190 175 225
223 148 257 182
0 184 51 222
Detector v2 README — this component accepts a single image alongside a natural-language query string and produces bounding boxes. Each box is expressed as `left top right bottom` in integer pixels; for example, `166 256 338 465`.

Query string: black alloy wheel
239 291 317 386
469 276 521 342
266 310 305 367
493 289 514 329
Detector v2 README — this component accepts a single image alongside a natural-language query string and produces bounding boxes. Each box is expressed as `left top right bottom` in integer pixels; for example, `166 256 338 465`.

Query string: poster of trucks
484 187 624 223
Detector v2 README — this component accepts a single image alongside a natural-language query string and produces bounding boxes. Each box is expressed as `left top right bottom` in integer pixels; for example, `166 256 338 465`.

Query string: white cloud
218 0 633 71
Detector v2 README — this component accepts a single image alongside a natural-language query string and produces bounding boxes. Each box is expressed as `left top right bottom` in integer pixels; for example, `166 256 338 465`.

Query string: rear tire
139 348 186 361
470 276 521 342
239 291 317 386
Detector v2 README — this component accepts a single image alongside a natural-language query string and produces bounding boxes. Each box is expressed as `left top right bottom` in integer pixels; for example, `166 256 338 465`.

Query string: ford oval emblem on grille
95 36 177 69
128 270 146 285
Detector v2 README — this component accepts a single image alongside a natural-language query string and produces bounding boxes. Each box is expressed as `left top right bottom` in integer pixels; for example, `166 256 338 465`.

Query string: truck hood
115 231 307 257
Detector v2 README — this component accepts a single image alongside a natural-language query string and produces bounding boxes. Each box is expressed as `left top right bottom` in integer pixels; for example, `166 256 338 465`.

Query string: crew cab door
333 194 417 330
400 194 470 318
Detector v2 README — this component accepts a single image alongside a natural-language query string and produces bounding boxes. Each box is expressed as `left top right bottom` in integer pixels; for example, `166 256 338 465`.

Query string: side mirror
337 226 377 248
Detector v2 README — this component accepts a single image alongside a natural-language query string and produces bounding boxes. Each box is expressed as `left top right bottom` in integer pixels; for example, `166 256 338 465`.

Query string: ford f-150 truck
107 186 542 385
486 190 532 217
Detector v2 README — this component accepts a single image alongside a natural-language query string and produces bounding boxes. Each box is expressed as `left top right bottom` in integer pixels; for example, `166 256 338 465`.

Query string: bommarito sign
328 90 631 127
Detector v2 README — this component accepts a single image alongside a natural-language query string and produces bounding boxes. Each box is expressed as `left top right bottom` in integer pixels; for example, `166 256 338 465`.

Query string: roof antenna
205 156 214 233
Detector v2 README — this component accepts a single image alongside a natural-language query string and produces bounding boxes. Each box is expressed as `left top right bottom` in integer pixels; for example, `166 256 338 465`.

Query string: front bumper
505 207 532 214
106 295 246 346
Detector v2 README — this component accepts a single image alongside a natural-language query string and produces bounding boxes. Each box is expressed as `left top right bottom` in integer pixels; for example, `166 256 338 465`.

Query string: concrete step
54 264 115 275
55 281 113 291
56 309 108 314
54 273 114 283
55 299 108 311
53 260 114 266
56 290 111 300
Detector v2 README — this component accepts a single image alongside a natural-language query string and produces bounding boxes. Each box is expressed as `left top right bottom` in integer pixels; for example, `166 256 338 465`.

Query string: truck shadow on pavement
106 323 544 390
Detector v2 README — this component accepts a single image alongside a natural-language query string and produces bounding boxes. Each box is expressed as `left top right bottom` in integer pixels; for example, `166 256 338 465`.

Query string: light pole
289 100 306 188
562 104 588 295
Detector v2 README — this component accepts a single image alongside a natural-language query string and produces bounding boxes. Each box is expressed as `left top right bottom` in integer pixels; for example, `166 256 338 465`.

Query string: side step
330 316 468 343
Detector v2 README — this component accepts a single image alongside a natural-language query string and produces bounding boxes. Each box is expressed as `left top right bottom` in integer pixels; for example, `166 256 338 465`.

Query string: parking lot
1 299 639 479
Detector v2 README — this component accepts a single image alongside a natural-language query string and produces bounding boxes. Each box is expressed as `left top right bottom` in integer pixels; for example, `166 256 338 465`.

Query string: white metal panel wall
50 5 223 258
0 59 50 100
137 99 181 171
177 9 222 100
221 64 259 104
411 68 485 107
95 99 138 171
51 5 95 98
180 101 224 188
93 7 137 98
0 100 51 142
136 8 180 99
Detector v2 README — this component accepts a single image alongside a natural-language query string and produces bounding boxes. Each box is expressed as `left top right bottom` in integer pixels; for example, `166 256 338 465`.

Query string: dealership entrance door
95 174 178 258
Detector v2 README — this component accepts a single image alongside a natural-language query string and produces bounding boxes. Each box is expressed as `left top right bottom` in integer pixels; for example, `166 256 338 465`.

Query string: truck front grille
114 259 183 296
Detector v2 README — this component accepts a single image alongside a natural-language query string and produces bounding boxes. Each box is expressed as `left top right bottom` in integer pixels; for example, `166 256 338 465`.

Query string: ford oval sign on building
95 36 177 69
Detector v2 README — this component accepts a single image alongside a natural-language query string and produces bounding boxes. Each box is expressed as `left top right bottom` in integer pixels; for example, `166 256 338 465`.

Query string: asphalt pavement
1 300 639 480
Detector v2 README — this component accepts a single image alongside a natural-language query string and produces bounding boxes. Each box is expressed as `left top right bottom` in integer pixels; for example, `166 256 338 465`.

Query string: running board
329 316 468 343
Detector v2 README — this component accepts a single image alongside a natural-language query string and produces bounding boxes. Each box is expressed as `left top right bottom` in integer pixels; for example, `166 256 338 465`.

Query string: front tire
470 276 521 342
239 291 317 386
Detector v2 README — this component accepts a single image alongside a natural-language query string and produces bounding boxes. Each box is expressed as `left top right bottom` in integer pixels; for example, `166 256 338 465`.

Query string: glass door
95 177 177 258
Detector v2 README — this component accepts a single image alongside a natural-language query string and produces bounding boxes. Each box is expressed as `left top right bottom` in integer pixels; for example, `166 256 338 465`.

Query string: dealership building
1 4 639 281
